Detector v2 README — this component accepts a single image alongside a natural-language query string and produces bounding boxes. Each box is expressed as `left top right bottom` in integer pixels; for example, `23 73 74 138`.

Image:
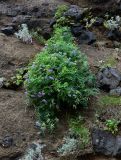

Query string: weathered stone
0 77 4 88
78 30 96 45
97 67 121 91
92 128 115 156
64 5 85 20
114 136 121 157
92 128 121 157
1 26 15 35
91 0 110 3
0 136 13 148
71 25 85 36
110 87 121 96
94 17 104 26
108 29 121 41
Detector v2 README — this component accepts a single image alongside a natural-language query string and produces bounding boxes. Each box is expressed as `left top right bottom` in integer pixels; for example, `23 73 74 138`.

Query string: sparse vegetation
69 116 90 149
31 30 46 45
19 142 45 160
15 24 32 43
105 119 119 134
57 136 79 155
55 5 70 26
104 16 121 30
99 95 121 106
4 68 27 89
55 5 69 19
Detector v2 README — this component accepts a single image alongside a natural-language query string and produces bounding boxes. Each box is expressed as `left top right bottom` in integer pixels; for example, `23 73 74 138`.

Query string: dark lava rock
12 15 32 24
97 67 121 91
94 17 104 26
64 5 85 21
91 0 110 3
0 136 13 148
1 26 15 35
71 25 85 36
92 128 121 157
78 30 96 45
49 18 56 28
114 136 121 157
107 29 121 41
110 87 121 96
92 128 115 156
42 27 52 40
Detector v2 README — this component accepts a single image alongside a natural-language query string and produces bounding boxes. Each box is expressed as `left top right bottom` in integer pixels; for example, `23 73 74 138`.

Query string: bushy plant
4 68 27 89
54 5 70 26
105 119 119 134
55 5 69 19
104 16 121 31
25 27 97 131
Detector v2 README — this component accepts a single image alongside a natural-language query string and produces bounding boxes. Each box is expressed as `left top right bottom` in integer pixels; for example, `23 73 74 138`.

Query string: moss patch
98 95 121 106
101 56 117 68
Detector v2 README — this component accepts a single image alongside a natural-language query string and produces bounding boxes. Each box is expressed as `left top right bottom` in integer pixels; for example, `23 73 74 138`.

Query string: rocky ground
1 0 121 160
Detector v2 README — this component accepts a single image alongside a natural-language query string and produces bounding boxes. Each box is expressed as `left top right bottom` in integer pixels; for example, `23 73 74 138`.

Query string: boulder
71 25 85 36
0 135 13 148
64 5 85 21
110 87 121 96
71 24 96 44
107 29 121 41
92 128 115 156
93 17 104 26
92 128 121 157
1 26 15 36
78 30 96 45
91 0 110 3
97 67 121 91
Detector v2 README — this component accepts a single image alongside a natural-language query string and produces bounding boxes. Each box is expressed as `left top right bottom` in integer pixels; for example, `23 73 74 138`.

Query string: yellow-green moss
101 56 117 68
99 95 121 106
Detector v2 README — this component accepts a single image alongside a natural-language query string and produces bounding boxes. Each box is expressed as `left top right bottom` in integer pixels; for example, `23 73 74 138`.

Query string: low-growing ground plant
105 119 119 134
98 95 121 106
25 26 97 132
57 136 79 155
31 30 46 45
104 16 121 31
19 142 45 160
69 116 90 149
15 24 32 44
4 68 27 89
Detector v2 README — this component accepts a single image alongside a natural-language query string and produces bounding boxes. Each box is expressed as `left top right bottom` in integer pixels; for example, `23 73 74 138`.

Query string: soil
0 0 121 160
0 89 39 159
0 0 68 159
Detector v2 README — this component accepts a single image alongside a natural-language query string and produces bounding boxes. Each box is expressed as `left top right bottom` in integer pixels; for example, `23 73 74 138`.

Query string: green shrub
105 119 119 134
55 5 69 19
54 5 70 26
25 27 97 132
